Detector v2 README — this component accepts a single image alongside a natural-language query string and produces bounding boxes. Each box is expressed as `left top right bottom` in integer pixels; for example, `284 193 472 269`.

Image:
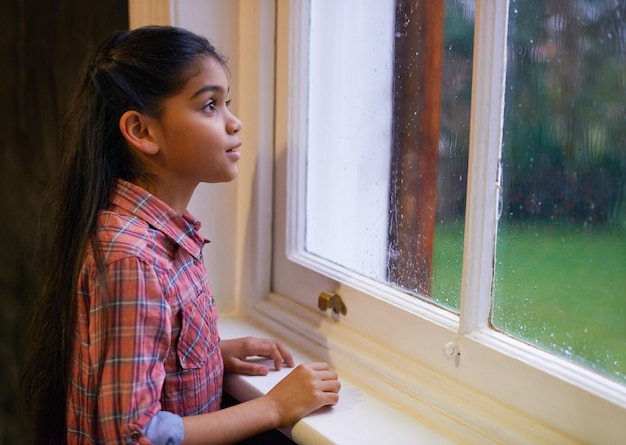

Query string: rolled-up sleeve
143 411 184 445
99 256 171 442
69 256 173 444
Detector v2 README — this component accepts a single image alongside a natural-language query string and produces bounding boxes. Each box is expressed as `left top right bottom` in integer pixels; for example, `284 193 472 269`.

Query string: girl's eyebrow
191 85 229 98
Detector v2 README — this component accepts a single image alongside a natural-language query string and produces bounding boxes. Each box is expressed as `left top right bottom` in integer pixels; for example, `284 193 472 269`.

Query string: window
495 0 626 385
264 0 626 442
304 0 471 306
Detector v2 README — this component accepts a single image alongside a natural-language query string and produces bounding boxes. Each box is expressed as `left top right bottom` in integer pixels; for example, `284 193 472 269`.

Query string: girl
22 25 340 445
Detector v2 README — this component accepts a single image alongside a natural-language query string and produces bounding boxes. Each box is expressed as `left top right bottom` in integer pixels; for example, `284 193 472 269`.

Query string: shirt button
130 431 142 441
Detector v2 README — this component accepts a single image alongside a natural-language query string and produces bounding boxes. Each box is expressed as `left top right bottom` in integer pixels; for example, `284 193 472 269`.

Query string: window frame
254 0 626 443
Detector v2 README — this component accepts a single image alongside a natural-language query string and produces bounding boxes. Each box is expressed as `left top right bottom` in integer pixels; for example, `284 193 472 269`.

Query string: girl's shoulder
93 203 182 268
95 210 155 260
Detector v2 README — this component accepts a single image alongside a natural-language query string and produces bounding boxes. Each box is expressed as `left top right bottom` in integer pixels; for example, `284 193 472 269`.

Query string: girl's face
151 55 242 191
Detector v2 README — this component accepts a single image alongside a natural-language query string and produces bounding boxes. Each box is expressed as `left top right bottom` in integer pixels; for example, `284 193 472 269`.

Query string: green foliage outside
431 221 626 384
494 223 626 383
429 0 626 384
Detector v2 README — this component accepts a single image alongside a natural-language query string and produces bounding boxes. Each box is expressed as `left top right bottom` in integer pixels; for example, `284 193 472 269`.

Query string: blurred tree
503 0 626 227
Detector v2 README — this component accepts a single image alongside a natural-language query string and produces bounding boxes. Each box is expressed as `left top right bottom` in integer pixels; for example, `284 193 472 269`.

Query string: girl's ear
119 110 160 155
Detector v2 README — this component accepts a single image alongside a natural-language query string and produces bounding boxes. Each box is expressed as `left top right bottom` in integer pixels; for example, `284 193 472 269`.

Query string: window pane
431 0 474 309
305 0 473 311
494 0 626 383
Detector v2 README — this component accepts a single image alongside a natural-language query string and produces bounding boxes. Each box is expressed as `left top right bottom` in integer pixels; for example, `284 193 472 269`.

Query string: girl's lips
227 141 242 152
226 145 241 160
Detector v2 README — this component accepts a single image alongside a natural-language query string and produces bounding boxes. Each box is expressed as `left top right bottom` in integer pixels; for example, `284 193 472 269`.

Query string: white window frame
255 1 626 443
131 1 626 443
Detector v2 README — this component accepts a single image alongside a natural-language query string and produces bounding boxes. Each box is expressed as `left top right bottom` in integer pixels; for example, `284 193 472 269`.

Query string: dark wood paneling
0 1 128 442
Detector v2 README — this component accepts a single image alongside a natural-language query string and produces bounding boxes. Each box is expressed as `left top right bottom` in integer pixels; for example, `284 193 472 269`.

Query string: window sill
220 292 626 444
219 315 455 445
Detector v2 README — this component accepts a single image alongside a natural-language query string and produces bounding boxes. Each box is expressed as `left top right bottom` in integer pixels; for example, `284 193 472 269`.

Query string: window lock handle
318 291 347 316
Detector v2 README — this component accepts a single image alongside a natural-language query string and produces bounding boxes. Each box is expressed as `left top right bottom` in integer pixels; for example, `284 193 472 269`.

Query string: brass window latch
318 291 347 316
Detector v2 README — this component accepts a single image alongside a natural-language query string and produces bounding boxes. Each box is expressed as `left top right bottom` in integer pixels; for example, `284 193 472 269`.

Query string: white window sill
219 315 455 445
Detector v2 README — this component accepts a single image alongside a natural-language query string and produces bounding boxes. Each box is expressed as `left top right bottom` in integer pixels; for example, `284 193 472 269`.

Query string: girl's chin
207 168 238 184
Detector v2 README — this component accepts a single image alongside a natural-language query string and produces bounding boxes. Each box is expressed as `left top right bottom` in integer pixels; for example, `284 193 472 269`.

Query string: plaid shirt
67 180 224 444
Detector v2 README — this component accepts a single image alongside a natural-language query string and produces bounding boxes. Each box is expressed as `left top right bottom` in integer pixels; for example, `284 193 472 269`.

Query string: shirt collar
110 179 209 260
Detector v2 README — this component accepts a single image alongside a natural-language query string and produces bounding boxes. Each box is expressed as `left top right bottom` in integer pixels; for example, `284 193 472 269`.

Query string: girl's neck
134 178 194 216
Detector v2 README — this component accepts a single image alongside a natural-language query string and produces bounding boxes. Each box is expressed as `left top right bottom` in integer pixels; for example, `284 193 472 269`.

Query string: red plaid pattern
67 180 223 444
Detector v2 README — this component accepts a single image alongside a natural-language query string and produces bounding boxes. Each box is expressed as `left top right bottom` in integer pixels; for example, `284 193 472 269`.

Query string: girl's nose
227 114 242 134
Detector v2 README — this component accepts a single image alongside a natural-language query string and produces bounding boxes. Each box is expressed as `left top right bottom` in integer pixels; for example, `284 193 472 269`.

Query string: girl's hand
264 362 341 427
220 337 295 375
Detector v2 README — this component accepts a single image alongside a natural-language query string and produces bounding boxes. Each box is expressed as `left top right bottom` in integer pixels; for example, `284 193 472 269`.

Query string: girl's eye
226 99 232 108
204 101 217 112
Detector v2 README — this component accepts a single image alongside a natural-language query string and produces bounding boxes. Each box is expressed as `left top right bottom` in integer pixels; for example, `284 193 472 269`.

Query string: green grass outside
430 220 626 384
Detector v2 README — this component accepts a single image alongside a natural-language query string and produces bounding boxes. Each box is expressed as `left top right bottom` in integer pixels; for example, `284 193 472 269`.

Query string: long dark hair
21 25 226 445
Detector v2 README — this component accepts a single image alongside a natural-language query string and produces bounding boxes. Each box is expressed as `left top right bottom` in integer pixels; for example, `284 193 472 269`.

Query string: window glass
494 0 626 384
305 0 474 311
431 0 474 309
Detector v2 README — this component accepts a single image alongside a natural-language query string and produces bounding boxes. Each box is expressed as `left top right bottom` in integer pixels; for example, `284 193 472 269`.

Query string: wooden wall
0 1 128 441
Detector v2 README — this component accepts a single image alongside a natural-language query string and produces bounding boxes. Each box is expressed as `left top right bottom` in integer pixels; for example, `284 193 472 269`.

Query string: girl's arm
181 362 341 445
